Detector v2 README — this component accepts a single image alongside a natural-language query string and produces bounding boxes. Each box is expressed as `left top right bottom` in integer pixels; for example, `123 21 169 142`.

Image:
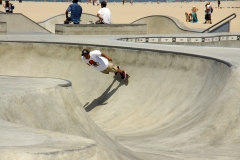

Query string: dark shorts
205 14 211 20
65 17 79 24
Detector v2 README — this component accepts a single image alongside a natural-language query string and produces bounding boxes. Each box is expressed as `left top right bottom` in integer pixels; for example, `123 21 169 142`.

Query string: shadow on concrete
84 74 128 112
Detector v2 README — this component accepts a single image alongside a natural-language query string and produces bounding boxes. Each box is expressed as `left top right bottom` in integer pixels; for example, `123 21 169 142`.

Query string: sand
0 1 240 32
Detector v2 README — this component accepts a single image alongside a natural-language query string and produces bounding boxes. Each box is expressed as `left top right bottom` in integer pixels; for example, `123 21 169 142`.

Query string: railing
202 13 236 33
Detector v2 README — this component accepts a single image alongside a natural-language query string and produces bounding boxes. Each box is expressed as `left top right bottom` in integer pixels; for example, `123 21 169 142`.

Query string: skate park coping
118 33 240 47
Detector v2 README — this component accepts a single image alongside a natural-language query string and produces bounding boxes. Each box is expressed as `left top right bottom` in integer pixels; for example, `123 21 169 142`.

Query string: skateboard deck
114 73 130 81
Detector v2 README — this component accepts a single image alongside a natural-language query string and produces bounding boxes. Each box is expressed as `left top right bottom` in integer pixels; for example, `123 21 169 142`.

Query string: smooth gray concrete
38 13 99 33
131 15 202 34
55 24 147 35
0 76 98 160
209 21 230 33
0 39 240 159
0 22 6 35
0 120 97 160
0 13 51 34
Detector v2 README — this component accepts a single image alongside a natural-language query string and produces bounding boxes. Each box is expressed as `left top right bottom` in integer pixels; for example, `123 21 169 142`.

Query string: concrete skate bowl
131 15 202 34
38 13 98 33
1 42 240 159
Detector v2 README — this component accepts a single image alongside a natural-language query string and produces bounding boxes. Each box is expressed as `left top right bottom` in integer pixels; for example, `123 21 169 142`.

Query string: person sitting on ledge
64 0 82 24
96 1 111 24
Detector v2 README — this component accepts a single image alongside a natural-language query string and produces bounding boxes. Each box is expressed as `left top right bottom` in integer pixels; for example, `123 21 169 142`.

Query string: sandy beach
0 1 240 32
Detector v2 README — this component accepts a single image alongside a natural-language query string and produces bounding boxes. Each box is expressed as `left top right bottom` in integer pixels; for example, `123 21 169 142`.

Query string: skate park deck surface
1 18 240 160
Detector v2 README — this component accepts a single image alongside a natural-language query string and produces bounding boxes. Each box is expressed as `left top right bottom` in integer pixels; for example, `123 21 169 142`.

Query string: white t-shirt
207 5 212 14
81 50 108 71
98 8 111 24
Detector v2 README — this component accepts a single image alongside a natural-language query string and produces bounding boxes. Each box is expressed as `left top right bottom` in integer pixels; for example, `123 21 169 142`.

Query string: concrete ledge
0 22 6 35
55 24 147 35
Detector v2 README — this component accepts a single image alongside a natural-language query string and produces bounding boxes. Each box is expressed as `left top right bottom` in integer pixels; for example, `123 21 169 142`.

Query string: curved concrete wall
131 15 202 34
0 13 51 34
1 42 240 159
0 77 98 160
38 13 99 33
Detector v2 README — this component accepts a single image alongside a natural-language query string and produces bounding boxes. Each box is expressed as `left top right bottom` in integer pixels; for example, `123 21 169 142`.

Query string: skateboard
114 72 130 81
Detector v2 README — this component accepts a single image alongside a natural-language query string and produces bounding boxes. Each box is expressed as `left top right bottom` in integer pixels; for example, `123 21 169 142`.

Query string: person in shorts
3 0 10 13
64 0 82 24
81 49 127 79
204 2 212 24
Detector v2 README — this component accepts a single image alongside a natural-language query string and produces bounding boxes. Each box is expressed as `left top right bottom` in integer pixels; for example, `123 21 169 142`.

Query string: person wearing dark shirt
64 0 82 24
218 0 221 9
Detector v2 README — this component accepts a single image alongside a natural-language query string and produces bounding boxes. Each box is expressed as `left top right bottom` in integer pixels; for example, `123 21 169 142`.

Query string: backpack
11 4 14 10
211 7 213 13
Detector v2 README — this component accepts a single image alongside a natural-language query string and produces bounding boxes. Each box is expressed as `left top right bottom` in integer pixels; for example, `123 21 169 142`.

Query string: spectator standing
218 0 220 9
191 6 198 23
9 1 14 13
204 2 212 24
185 11 192 22
3 0 10 13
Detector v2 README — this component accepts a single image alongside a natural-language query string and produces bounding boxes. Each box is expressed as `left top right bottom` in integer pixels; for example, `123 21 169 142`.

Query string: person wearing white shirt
81 49 127 79
204 2 212 24
96 1 111 24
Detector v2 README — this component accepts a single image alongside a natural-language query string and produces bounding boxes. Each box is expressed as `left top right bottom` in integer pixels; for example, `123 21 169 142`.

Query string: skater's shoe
115 66 120 75
121 70 127 80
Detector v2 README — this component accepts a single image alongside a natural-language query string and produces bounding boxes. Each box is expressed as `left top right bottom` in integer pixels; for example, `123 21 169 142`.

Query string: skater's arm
101 52 112 61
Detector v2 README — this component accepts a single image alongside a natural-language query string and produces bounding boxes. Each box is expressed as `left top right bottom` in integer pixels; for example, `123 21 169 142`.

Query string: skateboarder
81 49 127 79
